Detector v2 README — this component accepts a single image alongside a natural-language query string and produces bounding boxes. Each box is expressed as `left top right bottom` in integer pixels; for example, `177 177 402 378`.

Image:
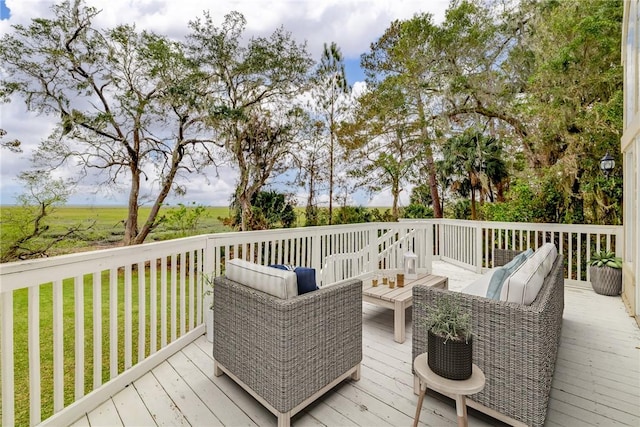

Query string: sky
0 0 450 207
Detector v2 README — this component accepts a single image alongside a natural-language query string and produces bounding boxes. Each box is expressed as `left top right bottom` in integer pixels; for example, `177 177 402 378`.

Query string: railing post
475 223 483 273
312 229 322 285
202 236 215 324
204 236 215 275
425 223 433 274
369 225 378 275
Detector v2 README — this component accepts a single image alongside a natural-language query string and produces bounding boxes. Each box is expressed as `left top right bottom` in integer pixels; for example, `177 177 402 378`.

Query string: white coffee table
362 273 448 343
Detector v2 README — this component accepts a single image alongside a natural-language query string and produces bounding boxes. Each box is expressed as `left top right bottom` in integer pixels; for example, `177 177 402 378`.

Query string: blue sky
0 0 449 207
0 1 9 20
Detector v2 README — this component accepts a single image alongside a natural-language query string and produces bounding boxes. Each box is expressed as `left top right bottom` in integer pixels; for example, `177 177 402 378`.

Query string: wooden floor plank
168 348 258 426
112 383 157 426
134 370 190 426
153 354 224 426
300 401 359 426
77 262 640 427
86 399 123 427
183 338 277 426
68 414 91 427
319 383 396 426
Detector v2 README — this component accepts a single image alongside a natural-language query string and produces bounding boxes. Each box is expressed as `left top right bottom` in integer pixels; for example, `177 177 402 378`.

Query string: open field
0 205 235 255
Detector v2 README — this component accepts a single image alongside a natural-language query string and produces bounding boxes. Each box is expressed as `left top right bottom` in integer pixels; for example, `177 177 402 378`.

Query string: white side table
413 353 485 427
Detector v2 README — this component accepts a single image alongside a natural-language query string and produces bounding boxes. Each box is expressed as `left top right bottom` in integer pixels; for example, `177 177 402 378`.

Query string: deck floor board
79 262 640 426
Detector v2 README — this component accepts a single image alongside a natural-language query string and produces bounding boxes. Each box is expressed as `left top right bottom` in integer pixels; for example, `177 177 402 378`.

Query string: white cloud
366 190 411 208
0 0 449 206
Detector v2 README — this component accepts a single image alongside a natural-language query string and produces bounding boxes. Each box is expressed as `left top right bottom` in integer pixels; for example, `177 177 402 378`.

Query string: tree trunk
470 172 477 220
328 126 334 225
134 143 184 244
240 193 252 231
392 177 400 220
416 98 442 218
124 169 140 245
470 187 477 220
306 166 317 226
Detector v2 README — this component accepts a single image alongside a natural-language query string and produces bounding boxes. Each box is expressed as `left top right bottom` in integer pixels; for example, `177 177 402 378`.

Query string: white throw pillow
500 243 558 305
225 258 298 299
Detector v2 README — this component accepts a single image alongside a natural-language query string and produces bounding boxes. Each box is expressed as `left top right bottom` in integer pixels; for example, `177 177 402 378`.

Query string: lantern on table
404 250 418 279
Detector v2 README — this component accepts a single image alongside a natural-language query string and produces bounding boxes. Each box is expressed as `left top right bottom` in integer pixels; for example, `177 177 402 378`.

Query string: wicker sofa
213 274 363 427
412 249 565 427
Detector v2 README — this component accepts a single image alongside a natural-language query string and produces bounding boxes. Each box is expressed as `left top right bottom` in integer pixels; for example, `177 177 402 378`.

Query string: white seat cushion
501 243 558 305
461 269 497 297
225 258 298 299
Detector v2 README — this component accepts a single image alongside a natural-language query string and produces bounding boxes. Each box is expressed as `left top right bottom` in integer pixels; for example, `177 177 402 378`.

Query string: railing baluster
569 233 574 280
29 285 41 425
74 276 85 399
138 262 146 363
161 256 167 348
109 269 118 379
284 237 289 264
124 265 132 369
150 260 157 354
171 254 177 342
198 248 204 324
92 272 102 390
577 233 583 281
1 291 15 426
189 251 195 330
53 279 63 412
180 253 186 337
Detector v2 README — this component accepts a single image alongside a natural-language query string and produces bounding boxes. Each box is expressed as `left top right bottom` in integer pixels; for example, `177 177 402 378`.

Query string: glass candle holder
372 275 379 287
388 276 396 289
382 274 388 285
397 273 405 287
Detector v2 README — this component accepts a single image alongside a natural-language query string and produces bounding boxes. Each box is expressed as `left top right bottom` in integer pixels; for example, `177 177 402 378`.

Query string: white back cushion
501 243 558 305
225 258 298 299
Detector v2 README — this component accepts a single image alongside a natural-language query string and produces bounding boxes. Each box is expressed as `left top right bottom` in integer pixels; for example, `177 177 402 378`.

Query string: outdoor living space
1 220 639 427
71 260 640 427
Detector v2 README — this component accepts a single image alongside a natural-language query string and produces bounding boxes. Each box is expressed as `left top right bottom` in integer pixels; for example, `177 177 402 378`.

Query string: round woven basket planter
427 330 472 380
589 266 622 296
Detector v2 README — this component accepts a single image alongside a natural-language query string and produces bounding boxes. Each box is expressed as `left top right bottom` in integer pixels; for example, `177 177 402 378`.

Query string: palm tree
441 130 508 219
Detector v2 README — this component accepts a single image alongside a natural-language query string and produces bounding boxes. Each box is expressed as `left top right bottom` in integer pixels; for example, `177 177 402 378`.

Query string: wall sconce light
599 152 615 177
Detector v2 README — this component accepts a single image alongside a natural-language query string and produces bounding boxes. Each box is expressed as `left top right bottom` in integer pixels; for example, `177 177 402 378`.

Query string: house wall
622 0 640 325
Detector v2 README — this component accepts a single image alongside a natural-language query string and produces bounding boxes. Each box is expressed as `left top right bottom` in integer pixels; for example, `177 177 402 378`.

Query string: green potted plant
589 250 622 296
424 294 473 380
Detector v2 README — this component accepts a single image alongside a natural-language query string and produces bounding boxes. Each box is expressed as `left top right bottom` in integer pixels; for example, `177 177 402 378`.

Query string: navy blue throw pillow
269 264 318 295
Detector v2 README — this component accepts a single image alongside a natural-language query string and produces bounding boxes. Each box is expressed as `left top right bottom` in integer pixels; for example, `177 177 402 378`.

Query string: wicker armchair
412 251 565 427
213 276 363 427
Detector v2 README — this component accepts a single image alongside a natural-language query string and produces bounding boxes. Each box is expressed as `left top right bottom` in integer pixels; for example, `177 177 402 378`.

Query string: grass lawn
7 263 199 426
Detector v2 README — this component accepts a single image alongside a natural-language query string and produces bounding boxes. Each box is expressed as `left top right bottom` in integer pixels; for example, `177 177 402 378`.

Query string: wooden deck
72 262 640 426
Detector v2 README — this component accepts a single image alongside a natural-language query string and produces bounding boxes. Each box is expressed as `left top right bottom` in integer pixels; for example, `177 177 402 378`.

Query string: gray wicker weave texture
412 254 565 427
493 248 524 267
213 276 363 414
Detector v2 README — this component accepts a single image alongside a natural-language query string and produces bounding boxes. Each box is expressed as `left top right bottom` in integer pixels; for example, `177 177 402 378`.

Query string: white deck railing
426 219 624 285
0 219 622 426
